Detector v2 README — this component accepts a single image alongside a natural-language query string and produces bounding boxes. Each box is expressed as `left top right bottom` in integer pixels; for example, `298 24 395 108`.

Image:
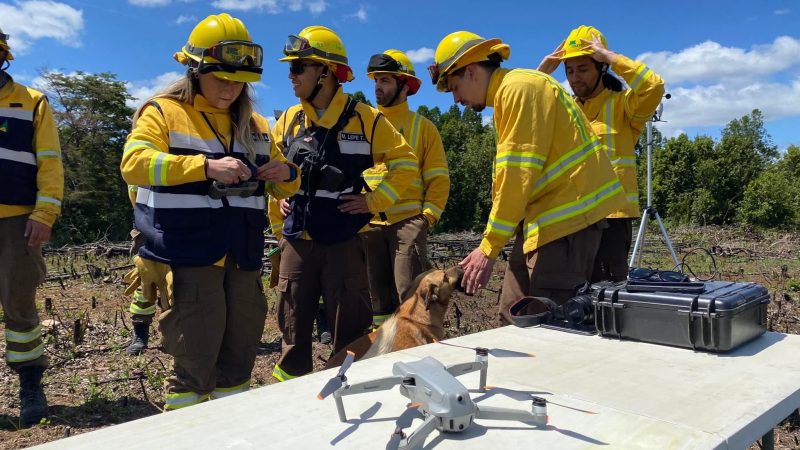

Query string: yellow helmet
174 13 263 83
560 25 607 60
0 28 13 61
366 49 422 95
281 26 354 82
429 31 510 92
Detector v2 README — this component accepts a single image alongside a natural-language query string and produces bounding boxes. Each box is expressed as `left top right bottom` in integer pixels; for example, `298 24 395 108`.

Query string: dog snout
446 266 466 292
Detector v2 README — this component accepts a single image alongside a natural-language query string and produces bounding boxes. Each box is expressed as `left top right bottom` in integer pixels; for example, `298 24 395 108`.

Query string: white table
36 327 800 449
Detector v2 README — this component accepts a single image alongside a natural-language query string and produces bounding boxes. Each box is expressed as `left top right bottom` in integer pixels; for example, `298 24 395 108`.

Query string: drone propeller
438 341 535 358
386 403 423 450
317 351 355 400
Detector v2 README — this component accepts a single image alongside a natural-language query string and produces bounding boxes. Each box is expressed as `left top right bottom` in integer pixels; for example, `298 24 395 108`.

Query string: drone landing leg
400 414 439 450
476 404 547 427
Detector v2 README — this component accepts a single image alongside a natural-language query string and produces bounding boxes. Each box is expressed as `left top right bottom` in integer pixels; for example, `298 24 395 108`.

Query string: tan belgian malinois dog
325 266 465 369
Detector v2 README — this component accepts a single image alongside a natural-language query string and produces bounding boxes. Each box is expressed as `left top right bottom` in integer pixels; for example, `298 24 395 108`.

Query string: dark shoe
126 322 150 356
319 331 332 345
19 366 48 427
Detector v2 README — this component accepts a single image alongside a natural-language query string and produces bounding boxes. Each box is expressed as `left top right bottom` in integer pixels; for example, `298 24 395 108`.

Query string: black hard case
593 281 769 352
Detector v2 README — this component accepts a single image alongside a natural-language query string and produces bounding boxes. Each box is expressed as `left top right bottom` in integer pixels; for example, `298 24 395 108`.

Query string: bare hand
536 40 566 74
459 247 495 295
257 160 291 183
581 34 617 65
25 219 52 247
338 194 371 214
279 198 291 218
206 157 251 185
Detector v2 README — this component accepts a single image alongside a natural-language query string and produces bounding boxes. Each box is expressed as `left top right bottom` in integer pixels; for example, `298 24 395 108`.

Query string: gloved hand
124 256 174 310
268 248 281 289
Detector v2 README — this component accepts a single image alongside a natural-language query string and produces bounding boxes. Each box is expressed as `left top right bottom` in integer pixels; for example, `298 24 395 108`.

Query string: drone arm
339 375 404 397
400 414 439 450
445 360 488 392
475 404 547 427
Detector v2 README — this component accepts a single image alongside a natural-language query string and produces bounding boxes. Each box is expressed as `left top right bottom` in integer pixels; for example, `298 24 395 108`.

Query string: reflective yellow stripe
5 326 42 344
486 214 517 237
423 202 443 219
409 112 422 150
36 195 62 206
6 343 45 363
387 158 418 171
611 156 637 167
124 139 161 156
605 97 615 159
525 179 623 238
495 151 546 170
272 364 298 382
375 182 400 202
373 313 392 327
128 184 139 192
422 168 449 180
531 139 602 195
211 380 250 399
629 66 652 92
164 391 209 411
129 300 156 316
36 149 61 159
387 201 422 214
148 152 170 185
519 69 591 142
627 193 640 204
363 175 384 182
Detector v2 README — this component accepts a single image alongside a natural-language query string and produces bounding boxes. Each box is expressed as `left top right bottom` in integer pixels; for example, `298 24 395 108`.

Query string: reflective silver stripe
532 139 601 192
297 187 354 199
526 180 623 236
151 152 168 185
211 382 250 399
6 343 44 363
627 193 639 203
227 196 266 210
338 140 370 155
612 157 637 166
410 113 422 149
387 202 422 214
423 202 443 217
5 326 41 344
164 392 206 410
36 149 61 159
248 140 270 156
0 147 36 165
630 66 652 91
36 195 62 206
0 107 33 121
136 187 223 209
168 131 225 155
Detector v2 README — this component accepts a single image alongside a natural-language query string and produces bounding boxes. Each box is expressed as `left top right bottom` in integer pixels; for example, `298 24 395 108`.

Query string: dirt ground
0 226 799 449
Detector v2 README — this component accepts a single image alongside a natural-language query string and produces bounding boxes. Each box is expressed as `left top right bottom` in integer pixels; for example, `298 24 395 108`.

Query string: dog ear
424 284 440 310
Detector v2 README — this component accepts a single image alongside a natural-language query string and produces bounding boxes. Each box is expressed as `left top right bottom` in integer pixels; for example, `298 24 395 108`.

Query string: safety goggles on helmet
283 34 348 64
427 38 486 87
193 41 263 76
0 33 8 43
367 53 412 75
289 60 323 75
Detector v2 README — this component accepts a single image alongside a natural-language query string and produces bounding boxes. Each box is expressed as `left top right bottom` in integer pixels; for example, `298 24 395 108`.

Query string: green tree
350 90 373 106
738 144 800 228
42 71 135 244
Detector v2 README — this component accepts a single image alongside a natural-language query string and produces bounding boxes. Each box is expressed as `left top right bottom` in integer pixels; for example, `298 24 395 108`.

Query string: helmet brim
212 71 261 83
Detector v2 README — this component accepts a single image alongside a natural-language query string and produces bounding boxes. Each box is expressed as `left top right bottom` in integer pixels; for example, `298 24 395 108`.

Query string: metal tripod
628 102 681 271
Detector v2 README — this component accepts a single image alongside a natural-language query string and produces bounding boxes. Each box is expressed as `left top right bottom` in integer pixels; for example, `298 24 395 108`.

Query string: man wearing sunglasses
362 49 450 327
270 26 417 382
429 31 625 324
538 26 665 283
0 28 64 426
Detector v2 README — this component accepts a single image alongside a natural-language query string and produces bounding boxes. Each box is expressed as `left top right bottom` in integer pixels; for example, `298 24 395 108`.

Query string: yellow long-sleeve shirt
271 87 417 240
577 54 665 218
479 68 626 259
363 101 450 226
0 77 64 227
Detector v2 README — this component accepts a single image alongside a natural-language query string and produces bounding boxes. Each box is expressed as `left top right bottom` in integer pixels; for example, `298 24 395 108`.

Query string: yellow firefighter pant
0 215 47 371
362 214 431 322
498 220 607 325
274 236 372 378
159 257 266 397
591 218 633 283
127 228 156 322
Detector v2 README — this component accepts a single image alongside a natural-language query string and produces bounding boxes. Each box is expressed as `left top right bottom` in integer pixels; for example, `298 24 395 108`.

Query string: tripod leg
629 209 649 269
653 210 680 269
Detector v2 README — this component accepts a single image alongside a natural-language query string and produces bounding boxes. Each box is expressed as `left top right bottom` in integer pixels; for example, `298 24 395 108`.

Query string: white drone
317 344 547 450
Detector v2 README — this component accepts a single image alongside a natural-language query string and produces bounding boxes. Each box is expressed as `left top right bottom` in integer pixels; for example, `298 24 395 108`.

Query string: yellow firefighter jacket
363 101 449 226
480 68 626 259
0 76 64 227
577 54 665 218
270 87 417 240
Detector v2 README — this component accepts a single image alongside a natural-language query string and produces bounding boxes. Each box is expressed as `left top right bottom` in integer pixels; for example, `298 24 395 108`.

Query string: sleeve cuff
479 238 502 260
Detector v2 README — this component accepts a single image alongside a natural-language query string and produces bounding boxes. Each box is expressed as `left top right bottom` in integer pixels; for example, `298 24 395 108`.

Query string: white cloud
405 47 434 64
128 0 170 6
210 0 324 13
345 5 367 22
481 114 492 127
637 36 800 84
125 72 183 108
0 1 84 54
774 9 790 15
175 14 196 25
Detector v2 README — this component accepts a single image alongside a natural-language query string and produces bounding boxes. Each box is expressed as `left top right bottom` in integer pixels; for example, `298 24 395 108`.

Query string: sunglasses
628 267 689 283
289 60 323 75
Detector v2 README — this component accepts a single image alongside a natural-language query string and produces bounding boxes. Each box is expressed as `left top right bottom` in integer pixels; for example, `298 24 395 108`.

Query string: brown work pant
0 215 47 371
159 258 266 396
498 221 606 325
275 236 372 377
591 218 633 283
362 214 431 318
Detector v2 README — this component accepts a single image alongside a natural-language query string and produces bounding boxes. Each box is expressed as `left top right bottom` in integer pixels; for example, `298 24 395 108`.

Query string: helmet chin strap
385 77 406 107
581 62 608 101
305 65 329 103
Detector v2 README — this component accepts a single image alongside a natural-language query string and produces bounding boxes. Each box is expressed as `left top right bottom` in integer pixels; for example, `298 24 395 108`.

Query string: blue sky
2 0 799 150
